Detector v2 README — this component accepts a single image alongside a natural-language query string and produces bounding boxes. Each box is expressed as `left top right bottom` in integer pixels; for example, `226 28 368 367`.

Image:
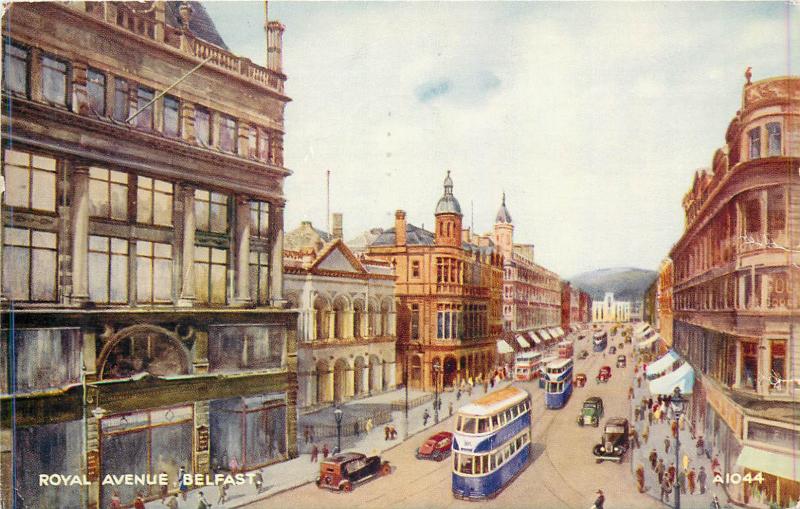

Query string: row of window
504 266 560 288
455 399 531 434
436 304 488 340
453 432 530 475
3 41 280 163
674 271 797 311
747 122 782 160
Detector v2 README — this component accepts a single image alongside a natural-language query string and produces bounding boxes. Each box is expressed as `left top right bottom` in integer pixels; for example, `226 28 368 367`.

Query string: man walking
593 489 605 509
649 449 658 470
660 478 672 503
197 491 211 509
311 443 319 462
696 436 705 457
423 408 430 426
677 468 687 494
664 436 671 455
642 423 650 445
698 466 707 494
656 458 665 484
635 464 646 493
322 443 330 459
688 467 697 495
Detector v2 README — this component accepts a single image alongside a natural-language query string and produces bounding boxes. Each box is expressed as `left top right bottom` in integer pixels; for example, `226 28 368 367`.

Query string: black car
316 452 391 492
592 418 630 463
578 350 589 360
608 346 617 355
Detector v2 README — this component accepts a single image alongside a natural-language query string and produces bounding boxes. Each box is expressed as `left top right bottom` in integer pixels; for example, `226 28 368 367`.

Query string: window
249 251 270 305
3 41 28 95
163 95 180 137
3 228 57 302
410 304 420 340
248 127 258 158
136 241 172 304
219 115 237 153
769 340 786 392
249 201 269 238
412 260 420 278
195 190 228 233
136 176 173 226
748 127 761 159
3 149 57 212
744 199 761 235
41 55 68 106
741 342 758 390
87 68 106 115
767 187 785 244
112 78 129 122
194 107 211 146
195 246 227 304
88 167 128 220
88 236 128 303
134 86 154 129
766 122 781 156
258 129 270 161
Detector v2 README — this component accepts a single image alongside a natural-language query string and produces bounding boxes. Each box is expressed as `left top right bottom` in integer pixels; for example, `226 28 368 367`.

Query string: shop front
739 419 800 507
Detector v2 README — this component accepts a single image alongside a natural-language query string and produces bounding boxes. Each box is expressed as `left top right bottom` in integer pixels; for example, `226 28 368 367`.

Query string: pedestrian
671 419 679 439
133 494 145 509
711 495 721 509
628 386 634 400
456 389 462 401
696 436 705 457
647 397 653 409
664 436 671 455
423 408 430 426
303 425 310 444
679 413 686 431
110 491 122 509
178 466 189 500
677 469 687 494
384 426 390 441
160 471 169 503
449 401 454 417
165 495 179 509
711 455 721 476
653 405 661 423
649 449 658 470
217 482 228 505
311 443 319 462
254 470 264 493
682 453 690 472
490 377 495 388
698 466 707 494
642 425 650 445
636 464 646 493
630 428 640 449
637 376 642 389
648 409 654 426
309 425 315 443
688 467 697 495
354 421 359 437
660 478 672 503
229 456 240 475
634 406 641 422
366 417 374 435
668 463 676 484
390 426 397 439
593 489 605 509
197 490 211 509
656 458 665 484
322 443 330 458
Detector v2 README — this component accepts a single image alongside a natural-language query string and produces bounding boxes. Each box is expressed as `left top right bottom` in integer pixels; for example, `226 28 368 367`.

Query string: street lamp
334 407 343 455
432 362 442 424
670 387 688 509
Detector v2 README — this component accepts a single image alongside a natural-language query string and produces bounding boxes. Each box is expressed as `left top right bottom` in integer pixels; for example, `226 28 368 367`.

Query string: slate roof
370 223 435 246
165 1 229 50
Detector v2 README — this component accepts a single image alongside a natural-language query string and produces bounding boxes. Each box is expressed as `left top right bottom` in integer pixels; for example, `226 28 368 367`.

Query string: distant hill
569 267 657 302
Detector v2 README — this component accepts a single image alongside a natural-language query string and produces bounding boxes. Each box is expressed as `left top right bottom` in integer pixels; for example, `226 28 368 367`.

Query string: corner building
670 75 800 508
0 3 296 508
368 173 503 391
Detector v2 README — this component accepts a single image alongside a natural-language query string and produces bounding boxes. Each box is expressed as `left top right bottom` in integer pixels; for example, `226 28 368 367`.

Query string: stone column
70 166 90 304
178 186 196 306
269 204 285 306
234 196 251 305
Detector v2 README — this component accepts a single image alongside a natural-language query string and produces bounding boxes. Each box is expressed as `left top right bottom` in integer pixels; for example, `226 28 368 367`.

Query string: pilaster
70 166 90 304
178 185 196 306
234 196 252 306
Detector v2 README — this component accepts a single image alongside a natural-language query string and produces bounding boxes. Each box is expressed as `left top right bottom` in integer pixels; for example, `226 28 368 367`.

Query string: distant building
630 300 644 321
592 292 631 322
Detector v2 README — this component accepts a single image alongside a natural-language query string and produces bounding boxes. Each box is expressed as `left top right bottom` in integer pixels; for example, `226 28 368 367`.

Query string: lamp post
433 362 441 424
670 387 688 509
404 348 410 440
334 407 343 455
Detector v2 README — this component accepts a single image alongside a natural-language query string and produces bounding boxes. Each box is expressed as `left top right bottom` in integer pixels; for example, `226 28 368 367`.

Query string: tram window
482 455 489 473
510 441 516 454
462 418 477 434
456 416 462 430
478 418 489 433
491 415 499 428
489 454 496 471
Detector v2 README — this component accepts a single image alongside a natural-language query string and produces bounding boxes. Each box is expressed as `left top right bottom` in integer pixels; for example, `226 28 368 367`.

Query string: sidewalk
628 357 725 509
145 380 512 509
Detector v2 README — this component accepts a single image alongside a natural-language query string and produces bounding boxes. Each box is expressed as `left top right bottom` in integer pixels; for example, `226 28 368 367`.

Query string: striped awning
497 340 514 354
527 331 542 345
516 335 531 349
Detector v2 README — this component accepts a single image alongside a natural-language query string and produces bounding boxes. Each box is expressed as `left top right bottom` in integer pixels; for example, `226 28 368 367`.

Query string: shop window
112 78 129 122
769 340 787 392
3 41 28 95
89 167 128 220
194 189 228 233
41 55 69 106
219 114 237 153
86 68 106 115
194 106 211 146
136 241 173 304
767 187 786 245
766 122 781 156
88 236 129 304
134 86 154 130
15 421 82 509
410 304 420 340
250 201 270 238
249 251 270 305
3 149 57 212
162 95 180 137
5 328 81 392
101 329 188 379
741 342 758 390
136 176 173 226
748 127 761 159
3 227 57 302
194 246 227 304
210 396 287 472
744 198 761 235
208 325 286 372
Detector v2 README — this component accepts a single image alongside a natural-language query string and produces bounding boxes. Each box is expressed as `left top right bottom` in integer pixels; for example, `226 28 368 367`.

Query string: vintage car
592 418 630 462
416 431 453 461
596 366 612 383
617 342 624 350
316 452 391 492
574 373 587 388
577 396 604 427
608 346 617 355
578 349 589 360
578 334 586 340
616 355 627 368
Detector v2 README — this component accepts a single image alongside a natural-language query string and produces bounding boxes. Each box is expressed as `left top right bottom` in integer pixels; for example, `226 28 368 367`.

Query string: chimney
266 20 285 73
332 213 343 240
395 210 407 246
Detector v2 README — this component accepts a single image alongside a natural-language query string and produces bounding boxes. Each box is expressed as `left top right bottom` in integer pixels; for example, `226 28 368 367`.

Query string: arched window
314 297 329 340
353 300 364 338
368 301 379 336
380 300 391 337
333 296 348 339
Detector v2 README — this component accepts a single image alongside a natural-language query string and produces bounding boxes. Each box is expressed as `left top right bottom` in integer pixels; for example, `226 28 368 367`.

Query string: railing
306 409 393 438
189 38 285 93
115 4 156 40
389 393 433 411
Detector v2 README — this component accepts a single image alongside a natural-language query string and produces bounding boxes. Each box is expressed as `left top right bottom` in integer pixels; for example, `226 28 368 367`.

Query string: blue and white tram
537 355 559 389
544 358 574 409
592 331 608 352
452 386 532 500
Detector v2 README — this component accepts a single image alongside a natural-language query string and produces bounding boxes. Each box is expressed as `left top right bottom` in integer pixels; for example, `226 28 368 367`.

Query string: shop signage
86 450 99 481
197 425 209 451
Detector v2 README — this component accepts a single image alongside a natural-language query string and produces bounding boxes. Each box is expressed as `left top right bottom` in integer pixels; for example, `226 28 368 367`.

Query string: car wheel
341 481 353 492
381 463 392 476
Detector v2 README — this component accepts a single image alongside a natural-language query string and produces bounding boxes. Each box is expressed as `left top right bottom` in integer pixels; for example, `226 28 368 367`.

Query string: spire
495 192 513 224
435 170 462 215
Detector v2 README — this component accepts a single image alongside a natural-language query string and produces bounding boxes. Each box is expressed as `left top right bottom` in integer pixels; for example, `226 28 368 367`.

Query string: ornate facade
669 74 800 507
591 292 631 322
657 258 674 345
0 3 296 508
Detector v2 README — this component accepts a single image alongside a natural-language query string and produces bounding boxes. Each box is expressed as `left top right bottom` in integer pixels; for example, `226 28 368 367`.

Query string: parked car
316 452 391 492
596 366 612 383
608 346 617 355
617 342 624 350
577 396 604 427
416 431 453 461
578 350 589 360
592 418 630 462
574 373 587 388
616 355 626 368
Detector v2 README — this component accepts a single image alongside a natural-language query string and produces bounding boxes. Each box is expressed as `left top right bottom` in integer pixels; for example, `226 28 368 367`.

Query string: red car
316 452 391 492
596 365 612 383
416 431 453 461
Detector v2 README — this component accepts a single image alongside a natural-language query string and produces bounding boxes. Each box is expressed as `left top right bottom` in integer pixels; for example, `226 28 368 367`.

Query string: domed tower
434 171 463 247
493 192 514 259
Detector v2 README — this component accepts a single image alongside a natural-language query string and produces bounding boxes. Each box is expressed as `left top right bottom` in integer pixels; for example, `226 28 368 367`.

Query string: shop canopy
516 335 531 349
648 362 695 395
645 350 681 378
555 327 565 337
527 332 542 345
636 335 661 350
635 322 650 334
548 328 561 338
538 329 553 341
497 340 514 354
737 446 800 481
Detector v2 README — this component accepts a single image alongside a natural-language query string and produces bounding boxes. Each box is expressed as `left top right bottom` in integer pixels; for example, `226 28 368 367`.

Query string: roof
458 386 529 416
425 431 453 442
165 2 228 50
606 417 629 426
435 170 462 216
370 223 435 247
495 193 512 224
285 221 333 251
324 452 365 464
584 396 603 404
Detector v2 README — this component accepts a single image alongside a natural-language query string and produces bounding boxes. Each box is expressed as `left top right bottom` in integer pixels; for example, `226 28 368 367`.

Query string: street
245 328 662 509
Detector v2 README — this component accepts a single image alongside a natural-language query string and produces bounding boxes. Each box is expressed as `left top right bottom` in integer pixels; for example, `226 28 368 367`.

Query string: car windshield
582 407 596 416
605 425 626 434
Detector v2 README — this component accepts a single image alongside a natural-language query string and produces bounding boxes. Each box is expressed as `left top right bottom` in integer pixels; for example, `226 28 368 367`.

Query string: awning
549 328 561 338
635 322 650 334
497 340 514 354
645 350 681 378
737 446 800 481
538 329 552 341
527 331 542 345
516 335 531 349
648 362 694 395
555 327 565 337
636 335 661 350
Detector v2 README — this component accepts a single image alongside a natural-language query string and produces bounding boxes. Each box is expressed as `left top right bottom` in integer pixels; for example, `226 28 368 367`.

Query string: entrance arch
354 356 366 396
333 358 349 403
443 356 458 388
98 324 190 380
315 360 331 404
411 355 422 388
369 355 383 393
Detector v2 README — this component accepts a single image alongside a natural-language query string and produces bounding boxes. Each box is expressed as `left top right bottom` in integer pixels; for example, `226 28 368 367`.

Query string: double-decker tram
592 331 608 352
537 355 558 389
544 358 574 409
452 386 532 500
514 351 542 381
557 340 573 359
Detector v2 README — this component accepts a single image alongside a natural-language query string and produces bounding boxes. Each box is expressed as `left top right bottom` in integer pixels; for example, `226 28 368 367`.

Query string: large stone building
492 194 564 346
367 173 503 391
592 292 631 322
0 3 296 508
669 74 800 507
657 258 674 345
283 221 396 410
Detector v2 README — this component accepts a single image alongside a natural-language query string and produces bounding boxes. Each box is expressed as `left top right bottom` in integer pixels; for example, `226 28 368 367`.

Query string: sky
203 1 799 278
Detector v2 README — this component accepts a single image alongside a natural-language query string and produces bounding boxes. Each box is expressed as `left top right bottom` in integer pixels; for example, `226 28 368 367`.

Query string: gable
316 246 362 273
